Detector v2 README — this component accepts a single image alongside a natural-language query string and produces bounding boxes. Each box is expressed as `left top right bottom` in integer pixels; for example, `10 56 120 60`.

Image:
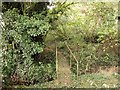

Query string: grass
14 73 119 88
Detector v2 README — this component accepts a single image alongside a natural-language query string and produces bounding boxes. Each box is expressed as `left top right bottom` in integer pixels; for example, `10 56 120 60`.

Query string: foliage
1 1 119 88
48 2 119 76
2 9 50 85
2 1 74 86
64 2 118 43
14 73 119 88
2 2 49 15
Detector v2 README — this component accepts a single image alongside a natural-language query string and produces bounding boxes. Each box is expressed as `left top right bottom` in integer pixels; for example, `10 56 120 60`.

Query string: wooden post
12 41 14 49
77 61 79 80
70 52 71 69
65 41 79 80
55 42 58 81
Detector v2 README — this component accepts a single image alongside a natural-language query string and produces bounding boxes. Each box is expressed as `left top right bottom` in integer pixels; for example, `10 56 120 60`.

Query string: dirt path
56 52 71 86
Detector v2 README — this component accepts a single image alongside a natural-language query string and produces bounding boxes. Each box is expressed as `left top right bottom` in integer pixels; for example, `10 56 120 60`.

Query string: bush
70 43 119 75
1 9 54 86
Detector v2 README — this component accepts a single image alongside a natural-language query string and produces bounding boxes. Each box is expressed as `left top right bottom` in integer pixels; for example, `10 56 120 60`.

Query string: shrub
1 9 53 86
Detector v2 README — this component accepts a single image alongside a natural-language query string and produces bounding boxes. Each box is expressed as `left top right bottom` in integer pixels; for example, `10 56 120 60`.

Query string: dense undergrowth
1 1 119 88
14 73 120 88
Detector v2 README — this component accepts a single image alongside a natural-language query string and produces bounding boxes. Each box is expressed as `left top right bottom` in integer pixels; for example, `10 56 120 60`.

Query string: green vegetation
1 1 119 89
14 73 120 88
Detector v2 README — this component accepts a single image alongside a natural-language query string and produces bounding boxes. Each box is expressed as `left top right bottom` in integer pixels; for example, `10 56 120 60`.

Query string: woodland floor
14 72 119 88
13 60 120 88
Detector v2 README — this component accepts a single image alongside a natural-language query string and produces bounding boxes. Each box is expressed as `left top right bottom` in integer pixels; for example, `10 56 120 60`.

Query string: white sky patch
47 5 55 10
